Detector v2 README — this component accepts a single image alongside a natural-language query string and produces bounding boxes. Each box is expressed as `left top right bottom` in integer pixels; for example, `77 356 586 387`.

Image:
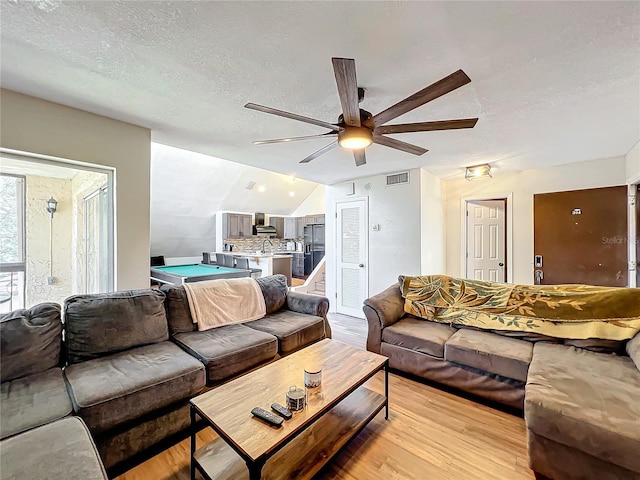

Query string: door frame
461 193 513 283
335 197 369 317
628 178 640 287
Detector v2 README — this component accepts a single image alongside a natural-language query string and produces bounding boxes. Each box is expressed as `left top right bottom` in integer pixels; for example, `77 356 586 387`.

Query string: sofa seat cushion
0 416 108 480
382 317 456 358
173 324 278 383
525 343 640 473
244 310 325 354
64 341 205 434
444 329 533 382
1 367 72 439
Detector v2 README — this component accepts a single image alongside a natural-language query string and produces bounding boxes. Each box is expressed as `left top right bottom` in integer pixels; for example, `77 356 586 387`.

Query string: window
84 185 110 293
1 148 115 308
0 174 26 311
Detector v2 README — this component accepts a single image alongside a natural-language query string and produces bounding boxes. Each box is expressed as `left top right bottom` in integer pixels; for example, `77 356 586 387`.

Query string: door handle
359 263 365 268
498 262 504 267
534 270 543 284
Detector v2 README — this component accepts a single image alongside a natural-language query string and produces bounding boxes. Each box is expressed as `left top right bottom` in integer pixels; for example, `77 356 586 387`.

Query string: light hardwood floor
116 313 534 480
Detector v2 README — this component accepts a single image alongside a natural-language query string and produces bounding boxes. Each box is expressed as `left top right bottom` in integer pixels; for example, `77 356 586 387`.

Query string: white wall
150 143 319 257
325 169 424 314
291 185 326 217
420 169 445 274
627 141 640 183
444 156 627 285
1 89 151 290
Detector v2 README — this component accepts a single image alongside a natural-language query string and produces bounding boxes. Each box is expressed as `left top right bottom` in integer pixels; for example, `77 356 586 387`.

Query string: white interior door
466 199 506 282
336 199 368 317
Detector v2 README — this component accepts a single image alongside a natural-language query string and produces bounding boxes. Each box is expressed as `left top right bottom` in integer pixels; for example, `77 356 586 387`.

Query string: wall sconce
465 163 492 180
46 197 58 218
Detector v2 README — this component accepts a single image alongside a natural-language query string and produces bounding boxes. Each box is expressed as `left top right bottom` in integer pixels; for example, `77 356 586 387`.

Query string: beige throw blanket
183 278 266 331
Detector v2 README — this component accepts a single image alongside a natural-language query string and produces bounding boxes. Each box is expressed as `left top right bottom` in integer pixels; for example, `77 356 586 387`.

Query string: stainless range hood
253 225 277 236
253 212 277 236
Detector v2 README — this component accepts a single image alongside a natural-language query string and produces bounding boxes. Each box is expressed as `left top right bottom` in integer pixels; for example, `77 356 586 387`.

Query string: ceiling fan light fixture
338 127 373 150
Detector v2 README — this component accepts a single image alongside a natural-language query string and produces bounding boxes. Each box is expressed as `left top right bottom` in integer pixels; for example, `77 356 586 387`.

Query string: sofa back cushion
64 289 168 364
0 303 62 382
161 284 197 334
255 274 288 314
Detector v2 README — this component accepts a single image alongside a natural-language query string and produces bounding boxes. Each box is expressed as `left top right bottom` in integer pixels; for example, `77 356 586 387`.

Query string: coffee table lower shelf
194 386 386 480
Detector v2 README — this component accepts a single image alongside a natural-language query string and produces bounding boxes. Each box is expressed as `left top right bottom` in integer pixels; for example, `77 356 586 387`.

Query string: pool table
150 264 251 285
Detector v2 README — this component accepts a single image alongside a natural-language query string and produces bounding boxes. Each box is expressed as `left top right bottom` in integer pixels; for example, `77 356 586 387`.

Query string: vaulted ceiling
1 1 638 184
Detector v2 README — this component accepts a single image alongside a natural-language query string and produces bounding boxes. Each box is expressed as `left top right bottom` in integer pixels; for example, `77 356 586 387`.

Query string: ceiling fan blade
375 118 478 135
299 141 338 164
245 103 341 132
373 70 472 127
373 135 428 156
332 57 361 127
353 149 366 167
253 133 337 145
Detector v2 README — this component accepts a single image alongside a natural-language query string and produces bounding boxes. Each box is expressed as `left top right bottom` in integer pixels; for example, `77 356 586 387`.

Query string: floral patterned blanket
401 275 640 341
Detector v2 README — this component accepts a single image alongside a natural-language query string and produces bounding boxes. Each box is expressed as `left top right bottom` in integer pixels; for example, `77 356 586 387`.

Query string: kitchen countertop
213 251 295 258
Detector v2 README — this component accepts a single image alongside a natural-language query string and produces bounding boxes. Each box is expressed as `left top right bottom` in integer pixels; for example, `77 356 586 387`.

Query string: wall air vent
386 171 410 186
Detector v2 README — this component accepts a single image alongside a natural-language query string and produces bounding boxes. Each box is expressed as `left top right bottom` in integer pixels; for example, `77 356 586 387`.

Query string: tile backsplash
224 238 302 252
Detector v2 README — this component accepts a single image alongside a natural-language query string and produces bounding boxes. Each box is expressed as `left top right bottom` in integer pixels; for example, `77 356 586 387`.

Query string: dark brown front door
534 186 627 286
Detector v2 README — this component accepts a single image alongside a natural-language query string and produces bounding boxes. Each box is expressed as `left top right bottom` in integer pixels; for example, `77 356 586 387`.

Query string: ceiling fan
245 58 478 167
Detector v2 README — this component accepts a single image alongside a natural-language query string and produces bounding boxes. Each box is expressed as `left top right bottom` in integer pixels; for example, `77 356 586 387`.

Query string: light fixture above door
465 164 492 180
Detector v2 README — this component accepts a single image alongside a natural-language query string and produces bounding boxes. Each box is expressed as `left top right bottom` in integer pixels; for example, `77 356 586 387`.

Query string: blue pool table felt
152 264 239 278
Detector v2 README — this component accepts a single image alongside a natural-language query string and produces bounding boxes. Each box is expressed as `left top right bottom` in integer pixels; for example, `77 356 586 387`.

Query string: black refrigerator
303 224 325 275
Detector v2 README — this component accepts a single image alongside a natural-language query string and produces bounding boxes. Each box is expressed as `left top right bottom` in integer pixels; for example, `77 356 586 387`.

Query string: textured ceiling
1 1 638 184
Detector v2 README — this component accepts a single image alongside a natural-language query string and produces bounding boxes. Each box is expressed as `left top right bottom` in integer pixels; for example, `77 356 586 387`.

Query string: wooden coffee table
189 338 389 480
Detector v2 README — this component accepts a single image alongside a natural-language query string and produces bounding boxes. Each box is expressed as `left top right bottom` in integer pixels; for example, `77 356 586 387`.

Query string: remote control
271 403 292 419
251 407 283 427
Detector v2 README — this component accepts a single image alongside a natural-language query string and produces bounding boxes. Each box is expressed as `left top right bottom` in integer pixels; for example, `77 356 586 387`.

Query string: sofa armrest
363 284 405 354
286 292 332 338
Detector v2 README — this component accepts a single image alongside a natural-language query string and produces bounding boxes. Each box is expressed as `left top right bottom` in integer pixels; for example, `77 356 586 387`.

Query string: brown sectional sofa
63 288 207 470
364 280 640 480
1 417 109 480
161 275 330 385
0 274 330 478
364 284 527 409
0 303 108 480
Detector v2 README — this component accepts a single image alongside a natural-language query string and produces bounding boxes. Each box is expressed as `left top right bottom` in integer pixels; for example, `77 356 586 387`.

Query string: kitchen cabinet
284 217 296 239
223 213 252 239
292 253 305 278
296 217 305 237
284 217 305 239
269 216 285 238
304 214 325 225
